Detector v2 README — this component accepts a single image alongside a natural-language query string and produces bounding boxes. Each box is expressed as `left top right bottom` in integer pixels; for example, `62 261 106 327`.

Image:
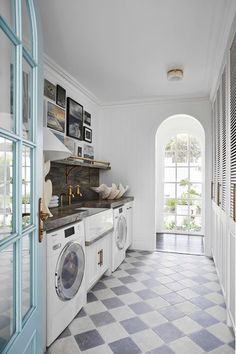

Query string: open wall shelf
55 156 111 170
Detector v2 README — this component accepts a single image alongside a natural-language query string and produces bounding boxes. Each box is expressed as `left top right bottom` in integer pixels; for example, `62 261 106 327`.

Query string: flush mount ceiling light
167 69 184 81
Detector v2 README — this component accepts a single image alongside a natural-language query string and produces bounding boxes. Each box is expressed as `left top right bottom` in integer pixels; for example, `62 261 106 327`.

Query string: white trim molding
43 54 101 106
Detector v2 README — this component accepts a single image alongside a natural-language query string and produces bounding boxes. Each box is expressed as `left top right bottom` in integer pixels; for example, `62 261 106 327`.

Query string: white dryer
46 221 86 346
112 205 127 272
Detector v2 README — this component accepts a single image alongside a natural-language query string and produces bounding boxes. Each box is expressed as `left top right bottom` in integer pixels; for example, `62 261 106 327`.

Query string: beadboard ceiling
39 0 236 104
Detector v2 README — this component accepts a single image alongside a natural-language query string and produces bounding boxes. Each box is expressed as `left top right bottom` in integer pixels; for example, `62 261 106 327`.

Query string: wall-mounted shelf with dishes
56 156 111 170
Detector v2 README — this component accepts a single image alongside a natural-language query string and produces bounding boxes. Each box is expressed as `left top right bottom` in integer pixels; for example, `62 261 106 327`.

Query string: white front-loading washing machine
112 205 127 272
46 221 86 346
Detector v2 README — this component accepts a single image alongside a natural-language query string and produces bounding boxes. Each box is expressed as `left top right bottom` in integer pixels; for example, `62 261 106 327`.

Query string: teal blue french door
0 1 43 353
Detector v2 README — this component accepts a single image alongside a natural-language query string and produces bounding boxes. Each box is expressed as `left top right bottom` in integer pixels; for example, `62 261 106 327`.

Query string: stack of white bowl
91 183 129 200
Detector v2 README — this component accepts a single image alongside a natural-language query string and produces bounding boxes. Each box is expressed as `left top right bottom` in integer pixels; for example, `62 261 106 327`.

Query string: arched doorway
155 114 205 254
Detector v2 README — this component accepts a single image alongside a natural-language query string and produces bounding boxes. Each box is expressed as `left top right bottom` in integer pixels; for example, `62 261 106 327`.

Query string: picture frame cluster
44 79 93 160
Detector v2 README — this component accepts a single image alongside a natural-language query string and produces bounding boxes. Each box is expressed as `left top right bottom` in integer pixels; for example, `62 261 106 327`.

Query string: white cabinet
126 202 133 249
85 233 112 291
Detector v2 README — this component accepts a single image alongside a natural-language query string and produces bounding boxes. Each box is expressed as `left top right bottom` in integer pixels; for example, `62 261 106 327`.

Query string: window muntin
163 134 202 233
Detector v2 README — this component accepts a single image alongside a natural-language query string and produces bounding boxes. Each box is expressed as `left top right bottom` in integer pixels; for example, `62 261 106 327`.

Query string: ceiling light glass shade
167 69 184 81
43 127 71 161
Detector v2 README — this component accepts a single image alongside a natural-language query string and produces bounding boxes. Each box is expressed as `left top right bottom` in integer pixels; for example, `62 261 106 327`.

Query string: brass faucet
68 185 75 205
60 192 66 207
60 184 83 206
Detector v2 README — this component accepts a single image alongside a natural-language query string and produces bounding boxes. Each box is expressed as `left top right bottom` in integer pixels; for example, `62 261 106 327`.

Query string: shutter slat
230 31 236 218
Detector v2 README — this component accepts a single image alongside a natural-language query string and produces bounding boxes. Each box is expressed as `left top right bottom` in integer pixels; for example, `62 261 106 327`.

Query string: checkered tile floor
47 250 235 354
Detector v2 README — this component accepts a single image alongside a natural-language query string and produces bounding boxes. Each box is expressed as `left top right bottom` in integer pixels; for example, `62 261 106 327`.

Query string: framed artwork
44 79 56 101
77 146 83 157
84 144 94 162
56 85 66 108
64 137 75 154
83 126 92 143
67 97 83 140
47 101 65 133
83 111 91 126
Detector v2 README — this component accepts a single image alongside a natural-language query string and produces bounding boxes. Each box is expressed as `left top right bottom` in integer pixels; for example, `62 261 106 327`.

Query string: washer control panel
46 221 85 256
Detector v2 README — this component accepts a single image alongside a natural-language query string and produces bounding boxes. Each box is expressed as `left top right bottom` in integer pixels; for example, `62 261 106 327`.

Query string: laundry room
0 1 236 354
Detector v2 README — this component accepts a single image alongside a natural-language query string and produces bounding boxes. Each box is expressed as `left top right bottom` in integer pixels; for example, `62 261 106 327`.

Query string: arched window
163 134 202 233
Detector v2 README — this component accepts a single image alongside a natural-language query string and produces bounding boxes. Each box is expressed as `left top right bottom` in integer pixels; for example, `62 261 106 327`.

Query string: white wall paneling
98 98 212 253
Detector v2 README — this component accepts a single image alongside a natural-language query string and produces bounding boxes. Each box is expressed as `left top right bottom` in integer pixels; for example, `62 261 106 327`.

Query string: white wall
43 56 101 157
98 98 212 254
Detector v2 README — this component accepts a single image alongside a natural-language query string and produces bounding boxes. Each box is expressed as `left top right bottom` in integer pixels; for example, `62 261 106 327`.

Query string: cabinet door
126 203 133 248
97 235 110 275
86 242 98 291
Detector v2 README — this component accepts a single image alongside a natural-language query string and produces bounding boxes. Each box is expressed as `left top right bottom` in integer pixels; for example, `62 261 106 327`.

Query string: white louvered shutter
221 67 227 211
230 32 236 219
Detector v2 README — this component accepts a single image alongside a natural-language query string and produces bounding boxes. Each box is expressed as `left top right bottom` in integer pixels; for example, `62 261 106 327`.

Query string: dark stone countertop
81 196 134 209
44 196 134 232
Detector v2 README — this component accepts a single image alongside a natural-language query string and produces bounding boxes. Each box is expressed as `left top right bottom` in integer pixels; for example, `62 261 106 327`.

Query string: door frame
0 1 44 353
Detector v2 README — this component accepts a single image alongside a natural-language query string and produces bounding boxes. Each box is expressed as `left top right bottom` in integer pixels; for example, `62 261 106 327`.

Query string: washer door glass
55 241 85 301
115 215 127 250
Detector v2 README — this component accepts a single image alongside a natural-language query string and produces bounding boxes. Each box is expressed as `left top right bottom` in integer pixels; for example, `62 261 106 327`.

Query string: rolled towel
51 195 59 201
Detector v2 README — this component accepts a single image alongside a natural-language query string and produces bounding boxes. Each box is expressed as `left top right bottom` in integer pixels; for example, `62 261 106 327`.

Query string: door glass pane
22 146 31 228
190 183 202 198
22 0 32 53
190 216 201 232
177 168 188 182
176 134 188 151
176 149 188 165
0 30 15 133
164 215 175 231
164 150 175 166
0 138 13 240
190 167 202 182
164 199 176 213
1 0 14 28
0 244 15 352
190 136 201 165
22 235 31 318
190 200 202 217
164 183 175 198
177 183 188 199
177 216 189 231
22 60 32 140
164 167 175 182
176 203 189 216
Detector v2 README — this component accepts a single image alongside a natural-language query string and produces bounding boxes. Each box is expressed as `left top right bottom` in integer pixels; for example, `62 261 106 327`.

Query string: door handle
38 198 50 243
98 249 104 266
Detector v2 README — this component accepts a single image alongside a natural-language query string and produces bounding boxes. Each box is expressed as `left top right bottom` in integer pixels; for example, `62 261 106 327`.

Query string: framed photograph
77 146 83 157
47 101 65 133
67 97 83 140
56 84 66 108
83 126 92 143
44 79 56 101
83 111 91 126
84 144 94 162
64 137 75 154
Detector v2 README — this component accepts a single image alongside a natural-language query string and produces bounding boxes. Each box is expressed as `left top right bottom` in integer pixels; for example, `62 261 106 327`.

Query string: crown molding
209 0 236 101
43 54 101 106
100 95 209 109
43 55 209 109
